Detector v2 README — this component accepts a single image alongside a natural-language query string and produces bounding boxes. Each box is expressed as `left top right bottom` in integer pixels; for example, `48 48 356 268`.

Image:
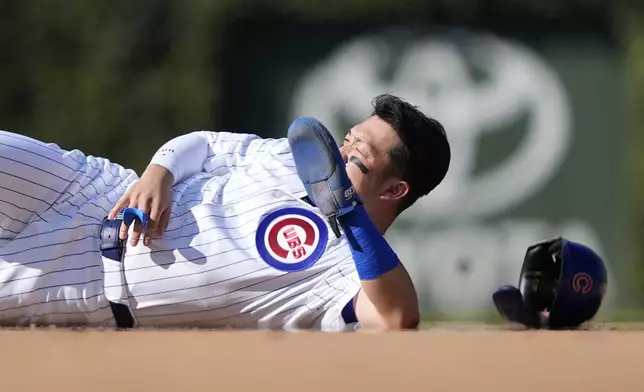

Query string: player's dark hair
371 93 451 214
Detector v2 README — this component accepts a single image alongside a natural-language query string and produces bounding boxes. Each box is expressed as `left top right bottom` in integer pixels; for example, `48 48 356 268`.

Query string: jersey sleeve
149 131 287 184
200 132 287 177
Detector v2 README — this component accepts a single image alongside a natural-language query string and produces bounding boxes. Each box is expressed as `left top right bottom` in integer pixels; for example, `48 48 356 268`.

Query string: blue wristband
338 205 400 280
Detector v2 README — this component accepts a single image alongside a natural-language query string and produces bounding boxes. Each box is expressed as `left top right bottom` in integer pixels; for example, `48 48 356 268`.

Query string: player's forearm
339 205 420 330
359 264 420 330
149 131 209 185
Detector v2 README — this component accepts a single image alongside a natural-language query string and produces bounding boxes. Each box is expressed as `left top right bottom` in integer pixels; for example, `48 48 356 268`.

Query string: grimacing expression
339 115 404 206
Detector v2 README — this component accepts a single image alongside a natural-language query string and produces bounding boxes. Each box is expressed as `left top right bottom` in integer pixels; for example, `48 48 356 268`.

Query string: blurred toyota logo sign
290 30 573 221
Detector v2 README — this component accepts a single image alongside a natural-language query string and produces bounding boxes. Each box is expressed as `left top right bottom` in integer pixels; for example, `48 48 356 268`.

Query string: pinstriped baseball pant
0 130 137 326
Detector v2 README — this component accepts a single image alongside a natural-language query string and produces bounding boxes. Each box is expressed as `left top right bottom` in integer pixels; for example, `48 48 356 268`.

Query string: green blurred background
1 0 643 321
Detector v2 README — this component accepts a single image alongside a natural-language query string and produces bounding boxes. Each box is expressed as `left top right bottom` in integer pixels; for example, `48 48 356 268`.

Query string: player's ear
380 179 408 202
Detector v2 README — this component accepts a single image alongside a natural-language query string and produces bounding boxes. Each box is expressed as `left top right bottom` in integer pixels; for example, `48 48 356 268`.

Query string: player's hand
108 164 174 246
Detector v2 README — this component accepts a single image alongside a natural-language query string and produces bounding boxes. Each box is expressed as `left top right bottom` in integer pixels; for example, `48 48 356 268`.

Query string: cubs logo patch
255 207 328 272
572 272 593 294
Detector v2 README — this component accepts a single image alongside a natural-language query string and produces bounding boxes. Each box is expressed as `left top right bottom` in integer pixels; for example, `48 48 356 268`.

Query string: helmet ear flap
492 238 563 329
518 238 562 316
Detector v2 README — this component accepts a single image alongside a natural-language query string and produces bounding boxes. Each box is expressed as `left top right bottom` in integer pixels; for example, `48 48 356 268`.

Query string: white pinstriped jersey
0 130 362 331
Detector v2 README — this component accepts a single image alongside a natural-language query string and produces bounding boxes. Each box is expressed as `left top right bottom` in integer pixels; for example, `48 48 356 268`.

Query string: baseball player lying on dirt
0 94 452 331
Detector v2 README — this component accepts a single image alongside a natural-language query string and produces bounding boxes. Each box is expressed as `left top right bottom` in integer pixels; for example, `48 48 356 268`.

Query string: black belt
100 218 135 329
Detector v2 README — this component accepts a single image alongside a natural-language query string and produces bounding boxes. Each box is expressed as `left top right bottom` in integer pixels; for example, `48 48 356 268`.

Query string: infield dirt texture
2 324 641 392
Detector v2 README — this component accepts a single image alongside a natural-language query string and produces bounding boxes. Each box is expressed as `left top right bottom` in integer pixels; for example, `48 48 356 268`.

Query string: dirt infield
2 328 640 392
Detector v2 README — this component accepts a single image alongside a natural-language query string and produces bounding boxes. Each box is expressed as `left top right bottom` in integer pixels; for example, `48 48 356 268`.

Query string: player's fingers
143 204 161 246
130 219 144 246
109 195 130 220
119 221 129 241
157 208 171 236
129 197 151 246
143 233 152 247
149 201 161 227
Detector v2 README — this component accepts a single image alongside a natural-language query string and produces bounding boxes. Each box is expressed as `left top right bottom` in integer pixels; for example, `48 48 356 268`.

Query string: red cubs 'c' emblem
256 207 328 272
572 272 593 294
267 217 316 260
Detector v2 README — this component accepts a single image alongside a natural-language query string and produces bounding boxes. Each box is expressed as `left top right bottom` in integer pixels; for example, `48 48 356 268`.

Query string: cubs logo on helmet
255 207 328 272
572 272 593 294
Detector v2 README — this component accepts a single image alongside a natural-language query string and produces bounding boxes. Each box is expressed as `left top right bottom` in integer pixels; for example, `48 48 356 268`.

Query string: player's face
340 116 408 210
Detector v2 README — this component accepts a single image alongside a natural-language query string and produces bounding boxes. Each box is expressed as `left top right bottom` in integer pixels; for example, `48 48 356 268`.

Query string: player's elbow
381 308 420 330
